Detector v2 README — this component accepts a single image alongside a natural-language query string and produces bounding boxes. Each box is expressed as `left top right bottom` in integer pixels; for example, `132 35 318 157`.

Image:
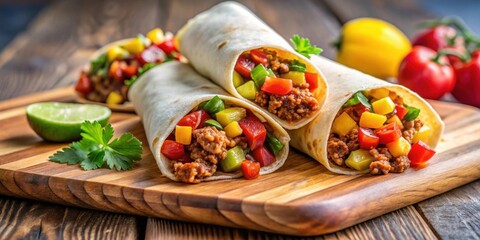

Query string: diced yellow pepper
175 126 192 145
215 107 247 127
224 121 243 138
123 38 145 55
359 112 387 129
387 115 404 129
146 28 165 44
281 71 306 85
232 71 245 88
345 149 375 171
413 125 432 144
372 97 395 115
107 46 129 62
332 112 358 136
369 88 390 99
236 81 257 100
387 137 411 157
106 92 123 105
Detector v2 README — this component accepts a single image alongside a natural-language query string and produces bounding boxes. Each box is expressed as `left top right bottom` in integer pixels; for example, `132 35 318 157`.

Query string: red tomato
374 122 402 144
452 50 480 107
358 128 380 150
250 49 268 67
235 55 255 78
398 46 456 100
136 45 166 64
177 110 210 129
395 105 409 120
305 72 318 91
413 26 462 52
251 146 276 167
241 160 260 180
161 140 186 160
238 115 267 150
408 141 436 167
261 77 293 95
109 61 124 82
75 72 93 95
157 38 177 55
121 65 138 78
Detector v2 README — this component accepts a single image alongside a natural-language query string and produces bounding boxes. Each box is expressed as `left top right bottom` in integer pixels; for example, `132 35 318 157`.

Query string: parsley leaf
49 121 143 171
290 34 323 59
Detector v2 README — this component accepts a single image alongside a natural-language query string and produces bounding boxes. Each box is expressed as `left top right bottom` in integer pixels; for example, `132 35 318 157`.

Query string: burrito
288 56 444 175
128 61 290 183
177 2 328 129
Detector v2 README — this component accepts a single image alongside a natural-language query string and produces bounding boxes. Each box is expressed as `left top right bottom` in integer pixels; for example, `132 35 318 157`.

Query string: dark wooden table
0 0 479 239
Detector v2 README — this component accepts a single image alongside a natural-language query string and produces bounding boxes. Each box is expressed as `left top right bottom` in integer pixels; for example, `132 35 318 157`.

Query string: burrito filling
327 88 436 174
233 48 320 123
161 96 284 183
75 28 183 104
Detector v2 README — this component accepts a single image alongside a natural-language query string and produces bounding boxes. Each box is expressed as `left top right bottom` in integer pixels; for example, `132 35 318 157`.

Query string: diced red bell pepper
241 160 260 180
305 72 318 91
234 55 255 78
395 105 408 120
177 110 210 129
121 65 138 78
238 115 267 150
354 103 370 116
75 72 93 95
161 140 186 160
374 122 402 144
157 38 177 55
251 146 276 167
358 127 380 150
250 49 268 67
261 77 293 95
408 141 436 167
136 45 166 64
109 60 124 82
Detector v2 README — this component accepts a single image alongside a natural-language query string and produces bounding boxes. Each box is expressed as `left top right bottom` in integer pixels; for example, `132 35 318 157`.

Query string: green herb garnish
403 106 421 121
343 91 372 111
90 53 108 75
49 121 142 171
290 34 323 59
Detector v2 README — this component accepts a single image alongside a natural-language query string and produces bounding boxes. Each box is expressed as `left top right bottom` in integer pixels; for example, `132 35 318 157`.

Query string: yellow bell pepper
123 38 145 55
359 112 387 129
387 115 404 129
224 121 243 138
368 88 390 99
175 126 192 145
336 18 411 79
332 112 358 136
413 125 432 144
345 149 375 171
281 71 306 85
387 137 411 157
107 46 129 62
146 28 165 44
372 97 395 115
106 92 123 105
233 71 245 87
216 107 247 127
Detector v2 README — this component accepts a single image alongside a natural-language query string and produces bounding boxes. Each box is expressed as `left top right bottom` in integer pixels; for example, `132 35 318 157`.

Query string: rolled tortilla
128 61 290 182
288 56 444 174
177 1 328 129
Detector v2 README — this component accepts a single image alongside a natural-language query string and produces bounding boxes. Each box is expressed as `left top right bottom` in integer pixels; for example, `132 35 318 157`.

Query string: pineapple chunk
106 92 123 105
369 88 390 99
175 126 192 145
413 125 432 143
332 112 358 136
387 137 411 157
372 97 395 115
107 46 129 62
224 121 243 138
359 112 387 129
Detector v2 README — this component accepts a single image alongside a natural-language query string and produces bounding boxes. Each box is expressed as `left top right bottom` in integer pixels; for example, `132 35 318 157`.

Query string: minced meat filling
259 48 291 75
255 83 319 122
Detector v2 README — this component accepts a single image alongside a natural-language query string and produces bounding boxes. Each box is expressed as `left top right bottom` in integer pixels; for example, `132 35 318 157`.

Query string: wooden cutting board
1 87 479 236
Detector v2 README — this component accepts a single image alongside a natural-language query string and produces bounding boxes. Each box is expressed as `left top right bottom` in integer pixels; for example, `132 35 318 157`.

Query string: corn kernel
175 126 192 145
359 112 387 129
224 121 243 138
332 112 358 136
387 137 411 157
372 97 395 115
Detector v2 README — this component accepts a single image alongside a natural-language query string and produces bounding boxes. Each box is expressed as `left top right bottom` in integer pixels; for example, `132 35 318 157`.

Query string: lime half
26 102 111 142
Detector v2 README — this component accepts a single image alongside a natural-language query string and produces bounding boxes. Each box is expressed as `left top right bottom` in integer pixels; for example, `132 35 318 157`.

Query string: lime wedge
26 102 111 142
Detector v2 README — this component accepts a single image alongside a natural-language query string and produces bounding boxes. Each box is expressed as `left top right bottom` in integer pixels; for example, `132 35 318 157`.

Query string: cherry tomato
161 140 185 160
251 146 276 167
136 45 166 64
241 160 260 180
413 26 462 52
238 115 267 150
452 50 480 107
75 72 93 95
177 110 210 129
109 60 124 82
358 127 379 150
121 65 138 78
157 38 177 55
304 72 318 91
375 122 402 144
234 55 255 78
250 49 268 67
408 141 436 167
261 77 293 95
395 105 409 120
398 46 455 99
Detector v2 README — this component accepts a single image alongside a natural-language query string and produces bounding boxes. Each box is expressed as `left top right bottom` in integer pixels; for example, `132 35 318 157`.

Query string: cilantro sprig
49 121 143 171
290 34 323 59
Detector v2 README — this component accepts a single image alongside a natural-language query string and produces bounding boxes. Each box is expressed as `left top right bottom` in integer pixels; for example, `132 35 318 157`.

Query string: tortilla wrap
288 56 444 175
128 61 290 182
177 1 328 129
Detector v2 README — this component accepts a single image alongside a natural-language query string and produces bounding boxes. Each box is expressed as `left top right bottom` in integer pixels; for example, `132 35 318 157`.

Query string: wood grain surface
0 87 478 236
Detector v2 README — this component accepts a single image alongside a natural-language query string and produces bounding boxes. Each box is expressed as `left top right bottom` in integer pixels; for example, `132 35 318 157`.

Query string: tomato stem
431 49 470 64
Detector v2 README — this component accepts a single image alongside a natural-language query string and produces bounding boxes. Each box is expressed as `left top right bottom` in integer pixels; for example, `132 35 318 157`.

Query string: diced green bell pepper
233 71 245 88
345 149 375 171
202 96 225 115
221 146 245 172
215 107 247 127
204 119 223 130
236 81 257 100
251 64 269 88
265 133 283 155
281 71 306 85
